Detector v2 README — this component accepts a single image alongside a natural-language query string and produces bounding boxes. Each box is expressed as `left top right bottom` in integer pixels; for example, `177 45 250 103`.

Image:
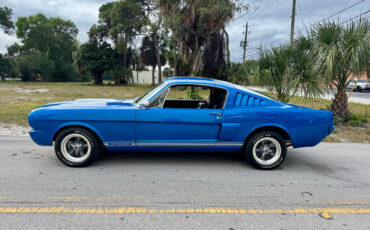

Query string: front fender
51 122 106 143
29 121 106 146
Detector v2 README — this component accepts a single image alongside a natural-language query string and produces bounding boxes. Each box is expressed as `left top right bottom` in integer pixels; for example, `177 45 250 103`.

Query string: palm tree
258 38 327 102
290 36 326 99
309 19 370 121
258 45 294 102
156 0 241 76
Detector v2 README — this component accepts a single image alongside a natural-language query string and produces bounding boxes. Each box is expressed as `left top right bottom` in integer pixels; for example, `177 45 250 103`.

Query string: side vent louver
234 92 266 106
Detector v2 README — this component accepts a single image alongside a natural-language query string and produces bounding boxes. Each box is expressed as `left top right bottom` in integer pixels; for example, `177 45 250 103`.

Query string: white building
132 66 171 84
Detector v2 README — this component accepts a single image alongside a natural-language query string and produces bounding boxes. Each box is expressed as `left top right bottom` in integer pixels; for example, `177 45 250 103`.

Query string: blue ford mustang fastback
28 77 334 169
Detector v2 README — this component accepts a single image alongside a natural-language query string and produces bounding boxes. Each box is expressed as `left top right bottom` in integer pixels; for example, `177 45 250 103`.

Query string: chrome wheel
61 133 91 163
252 137 281 166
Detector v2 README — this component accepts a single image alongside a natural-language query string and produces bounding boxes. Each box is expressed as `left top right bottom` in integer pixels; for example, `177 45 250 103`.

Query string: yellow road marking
0 207 369 214
319 212 333 220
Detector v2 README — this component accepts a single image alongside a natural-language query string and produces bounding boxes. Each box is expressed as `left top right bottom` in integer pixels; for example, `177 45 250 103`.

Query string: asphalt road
0 136 369 230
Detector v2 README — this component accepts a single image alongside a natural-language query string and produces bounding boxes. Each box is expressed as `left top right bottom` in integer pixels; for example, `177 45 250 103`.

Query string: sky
1 0 369 61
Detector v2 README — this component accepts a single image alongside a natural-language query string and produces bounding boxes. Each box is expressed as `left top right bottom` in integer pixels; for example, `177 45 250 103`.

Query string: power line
247 46 259 50
232 0 285 22
297 0 305 25
233 0 286 61
253 0 279 18
289 9 370 44
340 9 370 24
257 0 288 19
339 0 351 18
295 1 369 36
324 0 366 20
242 0 291 49
235 0 288 60
232 12 249 21
259 9 369 50
299 0 321 12
238 1 370 59
245 10 370 59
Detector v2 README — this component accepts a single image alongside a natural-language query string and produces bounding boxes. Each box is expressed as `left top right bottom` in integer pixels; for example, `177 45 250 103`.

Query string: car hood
38 98 136 110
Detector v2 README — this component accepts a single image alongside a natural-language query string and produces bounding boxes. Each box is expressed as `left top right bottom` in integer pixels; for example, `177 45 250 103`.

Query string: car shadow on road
93 148 319 170
96 150 247 166
90 147 327 171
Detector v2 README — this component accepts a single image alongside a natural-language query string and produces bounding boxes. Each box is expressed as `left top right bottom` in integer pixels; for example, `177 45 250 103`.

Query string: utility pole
290 0 297 45
242 22 248 63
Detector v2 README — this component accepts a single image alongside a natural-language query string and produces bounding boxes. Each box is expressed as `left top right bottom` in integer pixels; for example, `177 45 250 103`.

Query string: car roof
165 77 236 89
165 77 276 101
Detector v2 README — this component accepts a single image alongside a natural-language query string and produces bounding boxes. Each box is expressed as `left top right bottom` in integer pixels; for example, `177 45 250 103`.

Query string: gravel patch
0 122 29 136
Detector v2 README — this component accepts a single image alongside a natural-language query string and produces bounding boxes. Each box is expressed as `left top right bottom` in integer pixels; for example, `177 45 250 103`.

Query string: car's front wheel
244 131 287 169
54 127 101 167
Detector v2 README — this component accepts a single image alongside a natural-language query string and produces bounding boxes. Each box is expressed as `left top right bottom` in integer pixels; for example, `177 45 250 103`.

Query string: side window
149 89 168 108
163 85 227 109
166 85 210 100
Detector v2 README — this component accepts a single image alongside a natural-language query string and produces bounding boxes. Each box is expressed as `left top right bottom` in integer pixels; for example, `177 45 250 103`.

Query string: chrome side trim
104 141 244 147
136 142 216 146
104 142 134 147
217 142 244 146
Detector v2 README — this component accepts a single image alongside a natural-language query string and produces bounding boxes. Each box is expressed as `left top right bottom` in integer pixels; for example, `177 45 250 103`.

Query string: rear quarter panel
221 105 333 148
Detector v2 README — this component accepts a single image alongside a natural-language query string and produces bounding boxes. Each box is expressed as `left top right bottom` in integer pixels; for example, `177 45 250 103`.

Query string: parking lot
0 136 369 229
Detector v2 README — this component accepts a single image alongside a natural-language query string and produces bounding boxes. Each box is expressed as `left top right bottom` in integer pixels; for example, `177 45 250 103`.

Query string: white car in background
347 79 370 92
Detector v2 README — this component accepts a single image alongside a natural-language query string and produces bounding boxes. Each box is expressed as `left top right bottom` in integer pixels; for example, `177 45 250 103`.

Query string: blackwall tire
54 127 101 167
244 131 287 170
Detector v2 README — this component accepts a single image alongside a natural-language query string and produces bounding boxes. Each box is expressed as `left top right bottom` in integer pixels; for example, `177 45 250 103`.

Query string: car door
135 85 225 151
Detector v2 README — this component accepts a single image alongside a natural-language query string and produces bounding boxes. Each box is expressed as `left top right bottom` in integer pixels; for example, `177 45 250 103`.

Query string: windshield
136 82 167 105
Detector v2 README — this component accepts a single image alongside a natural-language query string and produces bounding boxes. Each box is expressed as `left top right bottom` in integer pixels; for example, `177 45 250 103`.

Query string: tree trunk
222 27 230 64
115 53 124 85
123 49 127 82
123 48 127 69
153 32 162 83
93 72 103 85
152 65 155 85
330 87 350 121
114 76 120 85
190 36 201 76
191 49 201 76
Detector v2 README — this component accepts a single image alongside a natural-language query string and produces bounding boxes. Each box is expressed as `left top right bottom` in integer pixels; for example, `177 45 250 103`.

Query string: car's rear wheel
244 131 287 169
54 127 101 167
356 86 362 92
